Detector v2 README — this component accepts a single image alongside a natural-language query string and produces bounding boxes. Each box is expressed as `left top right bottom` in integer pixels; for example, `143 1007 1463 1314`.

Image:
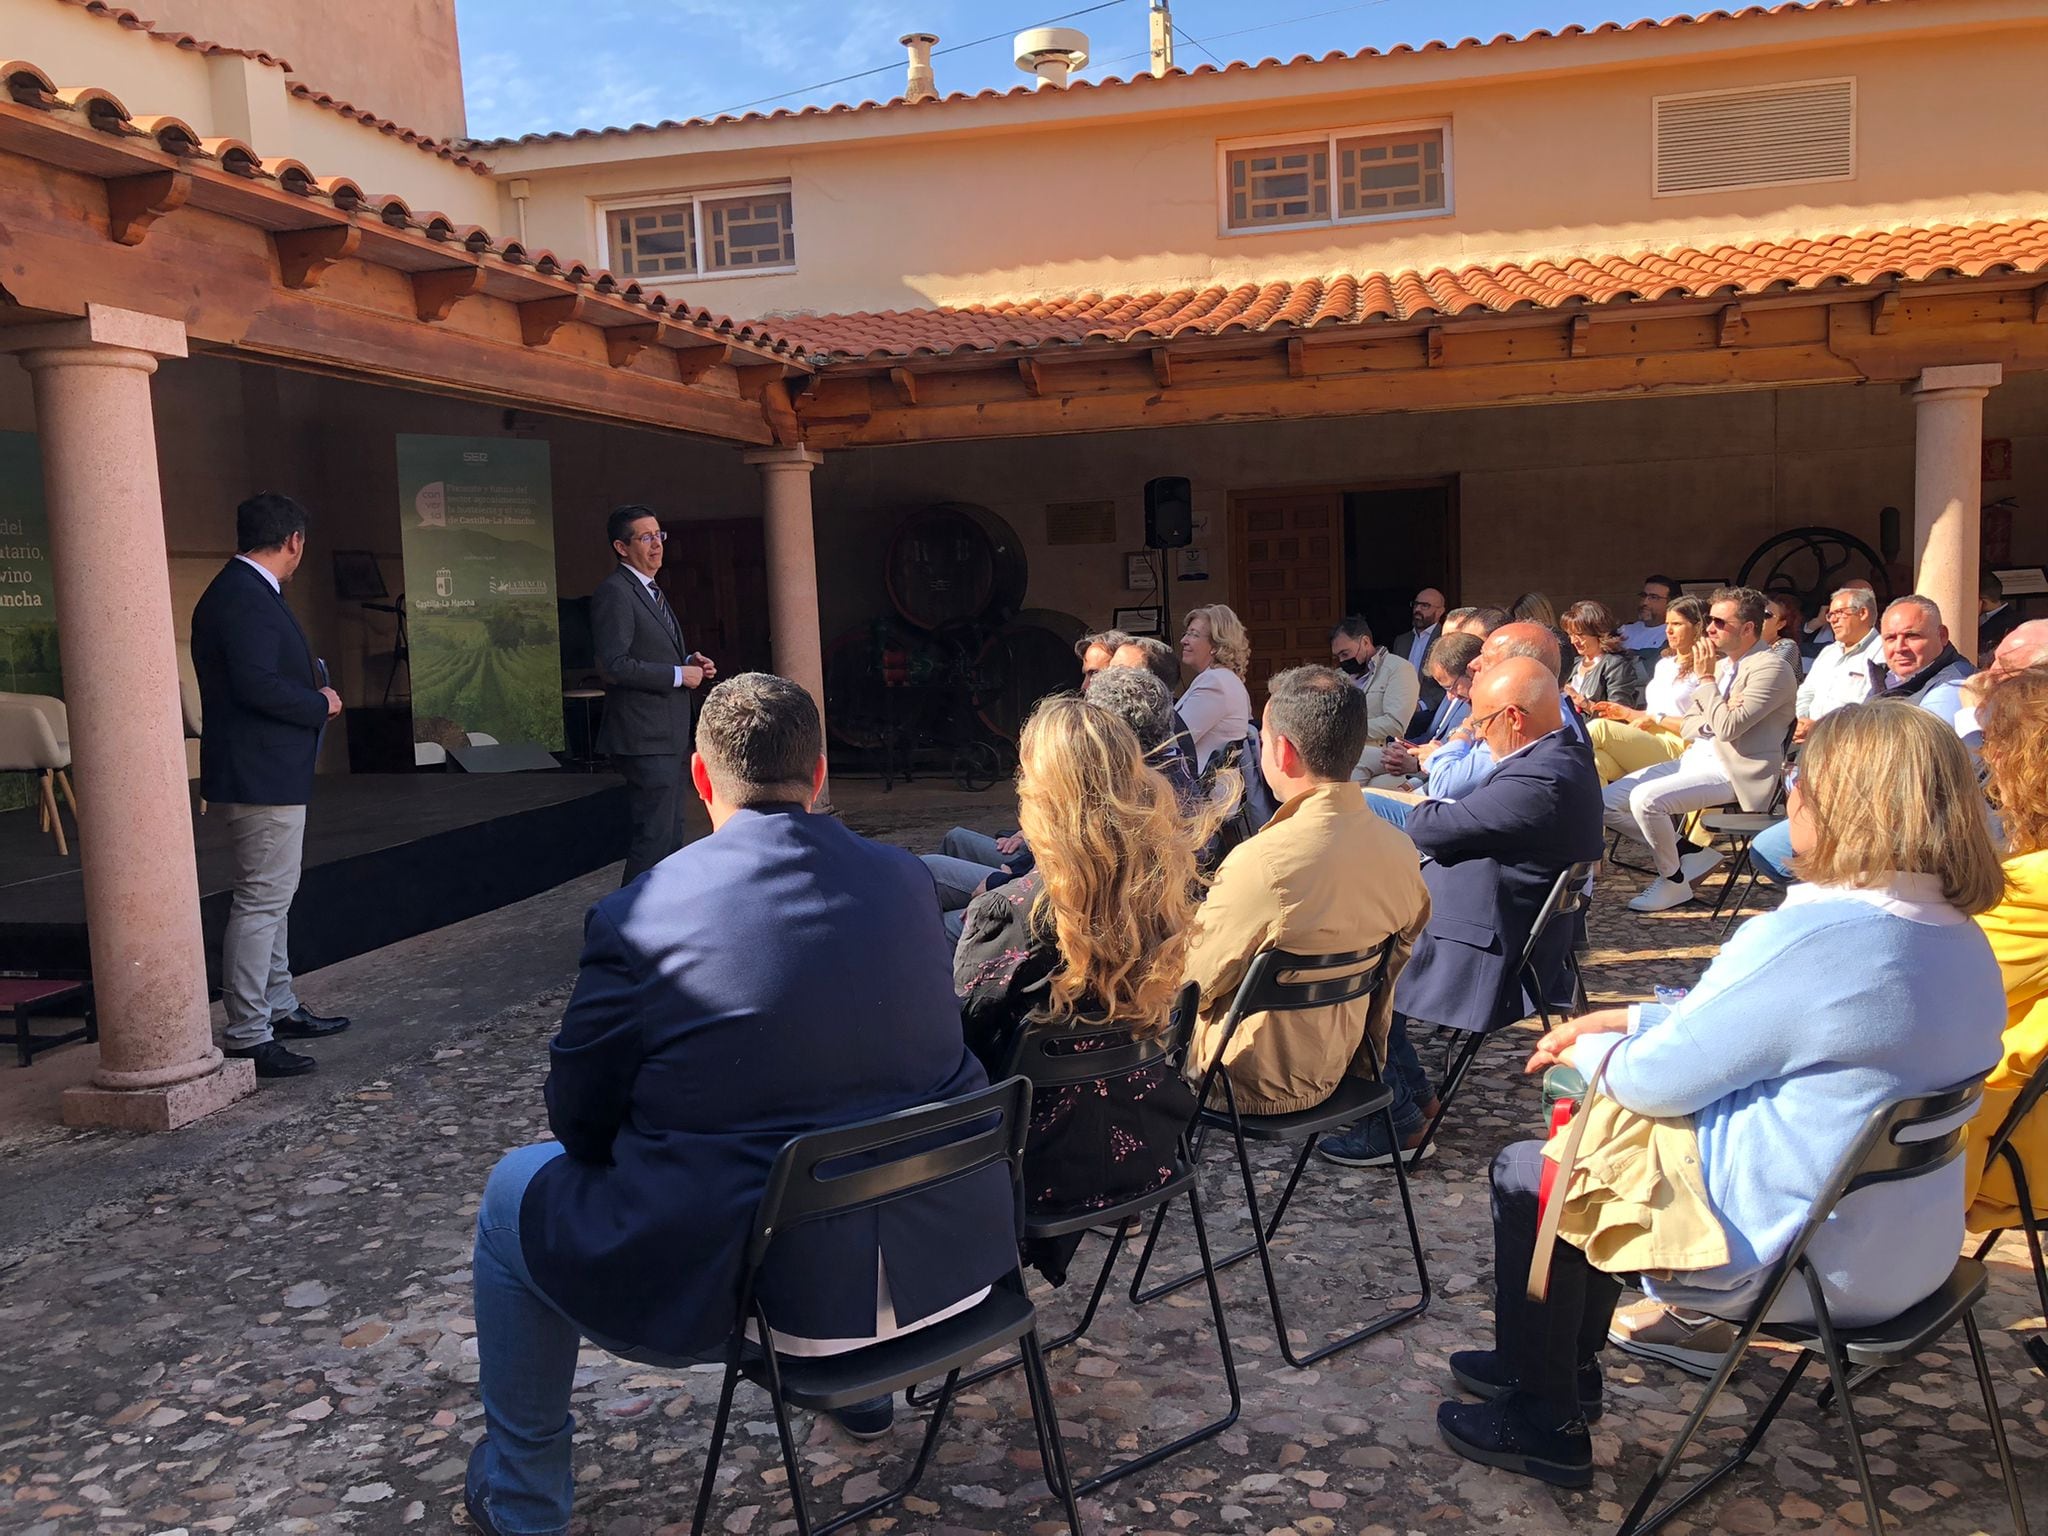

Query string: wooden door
662 517 772 677
1230 491 1345 699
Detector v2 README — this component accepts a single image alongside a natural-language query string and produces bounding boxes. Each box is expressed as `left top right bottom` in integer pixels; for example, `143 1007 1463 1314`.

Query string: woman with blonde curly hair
955 693 1223 1278
1178 603 1253 769
1964 664 2048 1234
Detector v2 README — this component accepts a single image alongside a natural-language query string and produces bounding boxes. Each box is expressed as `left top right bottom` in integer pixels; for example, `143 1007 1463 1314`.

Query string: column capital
744 445 824 471
2 304 189 364
1906 362 2002 398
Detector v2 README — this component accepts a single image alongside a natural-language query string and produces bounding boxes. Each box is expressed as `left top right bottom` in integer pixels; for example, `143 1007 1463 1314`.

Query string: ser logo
463 451 490 464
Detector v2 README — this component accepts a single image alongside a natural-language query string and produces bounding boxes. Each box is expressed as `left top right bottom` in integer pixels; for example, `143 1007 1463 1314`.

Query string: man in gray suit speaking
592 505 716 883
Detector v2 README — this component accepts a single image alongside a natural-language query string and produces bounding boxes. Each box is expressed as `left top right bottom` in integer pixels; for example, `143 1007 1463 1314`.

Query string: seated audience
1871 594 1974 719
1394 587 1450 731
1794 584 1879 742
1512 592 1560 630
1085 663 1199 794
1178 603 1253 769
1111 634 1199 764
1584 595 1707 783
1076 628 1131 692
466 676 1017 1535
1368 622 1577 821
1561 600 1648 712
954 694 1218 1279
1466 604 1513 637
1323 658 1606 1166
1331 615 1422 762
1438 701 2005 1484
1617 573 1677 659
1603 587 1796 912
1762 592 1805 675
1184 666 1430 1116
1360 632 1480 789
1964 665 2048 1234
1978 570 2021 663
1752 618 2048 889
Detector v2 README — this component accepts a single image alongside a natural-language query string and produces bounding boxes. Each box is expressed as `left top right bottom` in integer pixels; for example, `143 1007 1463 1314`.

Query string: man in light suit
591 505 716 883
1323 659 1606 1166
1603 585 1796 912
464 674 1017 1536
189 493 350 1079
1390 587 1447 735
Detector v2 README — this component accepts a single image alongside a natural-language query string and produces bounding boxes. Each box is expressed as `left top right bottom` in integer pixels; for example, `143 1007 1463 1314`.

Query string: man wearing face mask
1330 616 1420 748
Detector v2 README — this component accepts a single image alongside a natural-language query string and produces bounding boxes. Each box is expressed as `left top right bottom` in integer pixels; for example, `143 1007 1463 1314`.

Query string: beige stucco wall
82 0 468 142
1 0 492 221
497 11 2048 317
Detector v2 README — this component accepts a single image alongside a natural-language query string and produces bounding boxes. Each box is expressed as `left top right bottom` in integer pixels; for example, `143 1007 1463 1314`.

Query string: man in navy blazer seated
464 673 1017 1536
1323 658 1605 1167
189 493 349 1079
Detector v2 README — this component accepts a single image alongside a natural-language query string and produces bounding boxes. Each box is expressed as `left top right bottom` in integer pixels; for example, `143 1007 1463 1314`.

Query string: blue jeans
1749 818 1795 887
1364 792 1414 831
1384 1013 1433 1138
470 1143 699 1536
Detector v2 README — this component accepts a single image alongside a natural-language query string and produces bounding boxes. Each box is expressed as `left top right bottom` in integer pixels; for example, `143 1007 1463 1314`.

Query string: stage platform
0 772 629 985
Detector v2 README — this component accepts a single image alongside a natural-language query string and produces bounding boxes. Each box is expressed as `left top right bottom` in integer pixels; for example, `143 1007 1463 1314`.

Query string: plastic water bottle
1652 985 1690 1011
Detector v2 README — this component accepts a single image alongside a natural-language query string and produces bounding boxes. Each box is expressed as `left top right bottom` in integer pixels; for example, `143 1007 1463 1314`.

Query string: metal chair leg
1409 1030 1488 1167
1018 1330 1084 1533
1810 1301 1887 1536
689 1352 745 1536
1617 1327 1778 1536
1963 1309 2032 1535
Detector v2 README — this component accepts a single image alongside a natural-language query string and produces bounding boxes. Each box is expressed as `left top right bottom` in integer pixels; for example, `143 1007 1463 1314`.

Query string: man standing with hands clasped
593 505 716 883
190 493 350 1080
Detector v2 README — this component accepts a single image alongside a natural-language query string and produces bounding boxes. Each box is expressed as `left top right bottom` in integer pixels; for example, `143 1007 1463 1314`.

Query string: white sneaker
1628 877 1694 913
1678 847 1725 883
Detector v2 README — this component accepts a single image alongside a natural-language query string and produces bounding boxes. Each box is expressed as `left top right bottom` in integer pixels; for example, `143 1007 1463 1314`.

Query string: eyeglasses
1469 705 1518 733
624 531 668 546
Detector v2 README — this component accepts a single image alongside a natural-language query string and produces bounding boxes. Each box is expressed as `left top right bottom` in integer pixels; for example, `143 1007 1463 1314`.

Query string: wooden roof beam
518 293 584 347
1568 312 1591 357
887 366 920 406
1018 357 1044 397
604 321 661 368
412 262 483 323
2033 284 2048 325
671 338 734 385
1870 290 1900 335
105 168 189 246
272 223 361 290
1717 303 1749 346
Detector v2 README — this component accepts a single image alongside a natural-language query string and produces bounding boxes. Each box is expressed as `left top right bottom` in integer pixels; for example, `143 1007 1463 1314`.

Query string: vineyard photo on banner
396 434 565 752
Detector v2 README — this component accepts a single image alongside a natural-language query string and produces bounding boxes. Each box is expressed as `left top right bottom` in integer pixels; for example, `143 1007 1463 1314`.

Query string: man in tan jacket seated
1185 665 1432 1116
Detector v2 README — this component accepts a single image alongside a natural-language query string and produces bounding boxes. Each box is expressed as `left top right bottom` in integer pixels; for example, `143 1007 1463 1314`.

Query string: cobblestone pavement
1 800 2042 1536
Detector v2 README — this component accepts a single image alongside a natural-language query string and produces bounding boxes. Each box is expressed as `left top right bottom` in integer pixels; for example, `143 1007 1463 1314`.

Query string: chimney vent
1149 2 1174 78
901 33 939 104
1014 26 1089 89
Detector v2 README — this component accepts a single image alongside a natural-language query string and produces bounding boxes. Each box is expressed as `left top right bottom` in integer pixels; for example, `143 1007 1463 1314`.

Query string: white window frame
595 180 798 283
1649 77 1857 199
1216 118 1453 239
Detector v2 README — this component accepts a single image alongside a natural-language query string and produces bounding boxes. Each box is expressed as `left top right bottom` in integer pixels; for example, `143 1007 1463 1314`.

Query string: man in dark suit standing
1322 657 1605 1165
591 505 716 883
463 674 1017 1536
1391 587 1448 736
189 493 351 1079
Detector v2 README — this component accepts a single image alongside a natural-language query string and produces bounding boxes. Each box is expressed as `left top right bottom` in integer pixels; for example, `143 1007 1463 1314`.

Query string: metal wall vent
1654 77 1855 197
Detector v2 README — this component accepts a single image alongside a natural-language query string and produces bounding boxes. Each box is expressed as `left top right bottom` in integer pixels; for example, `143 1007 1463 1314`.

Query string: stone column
6 306 256 1130
744 447 830 774
1907 363 2000 662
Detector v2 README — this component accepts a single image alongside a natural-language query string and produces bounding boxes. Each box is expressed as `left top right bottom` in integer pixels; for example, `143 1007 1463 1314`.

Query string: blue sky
456 0 1663 140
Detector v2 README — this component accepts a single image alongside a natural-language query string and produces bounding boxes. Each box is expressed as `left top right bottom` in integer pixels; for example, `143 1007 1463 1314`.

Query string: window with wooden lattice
602 185 796 281
1222 123 1449 234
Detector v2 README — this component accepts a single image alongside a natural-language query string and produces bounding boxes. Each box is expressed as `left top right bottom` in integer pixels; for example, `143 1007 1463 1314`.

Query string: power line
694 0 1136 119
1082 0 1399 79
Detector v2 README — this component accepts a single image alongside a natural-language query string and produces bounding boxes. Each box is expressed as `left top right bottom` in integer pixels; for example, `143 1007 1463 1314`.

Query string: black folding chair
904 984 1241 1494
1616 1080 2031 1536
687 1079 1082 1536
1970 1062 2048 1376
1698 811 1783 934
1412 860 1598 1167
1125 942 1431 1368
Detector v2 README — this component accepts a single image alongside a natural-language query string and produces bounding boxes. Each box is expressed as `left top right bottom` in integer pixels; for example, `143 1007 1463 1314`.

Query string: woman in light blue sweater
1437 700 2007 1489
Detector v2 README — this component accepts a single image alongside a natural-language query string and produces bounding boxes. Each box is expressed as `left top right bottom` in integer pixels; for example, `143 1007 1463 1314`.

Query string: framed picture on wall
1114 606 1163 636
1125 552 1159 591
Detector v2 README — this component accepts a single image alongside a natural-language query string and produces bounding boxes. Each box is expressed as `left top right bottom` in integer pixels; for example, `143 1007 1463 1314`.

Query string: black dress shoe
273 1006 351 1040
224 1040 318 1078
1449 1348 1604 1421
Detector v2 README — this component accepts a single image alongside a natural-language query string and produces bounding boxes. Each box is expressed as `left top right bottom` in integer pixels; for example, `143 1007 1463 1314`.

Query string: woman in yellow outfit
1584 595 1707 784
1966 665 2048 1235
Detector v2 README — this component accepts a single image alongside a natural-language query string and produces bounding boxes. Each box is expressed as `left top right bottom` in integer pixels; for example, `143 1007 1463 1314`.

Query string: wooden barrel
972 609 1089 742
884 503 1028 630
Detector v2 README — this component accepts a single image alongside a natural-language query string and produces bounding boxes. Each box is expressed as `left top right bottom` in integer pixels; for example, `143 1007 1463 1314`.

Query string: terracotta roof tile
54 0 291 67
286 83 490 174
758 220 2048 361
51 0 488 172
469 0 1904 149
